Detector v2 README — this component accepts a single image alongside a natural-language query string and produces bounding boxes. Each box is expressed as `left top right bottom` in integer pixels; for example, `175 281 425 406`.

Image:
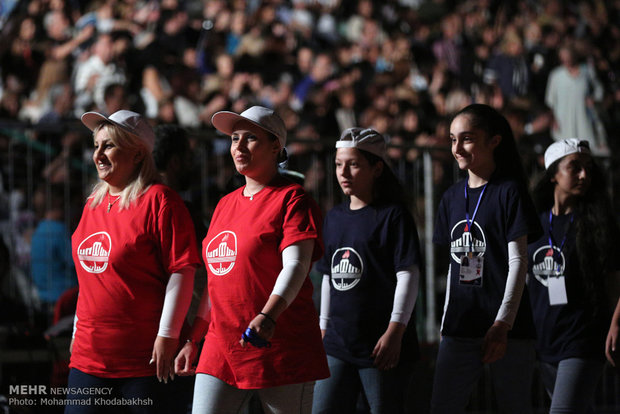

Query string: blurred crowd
2 0 620 328
2 0 620 156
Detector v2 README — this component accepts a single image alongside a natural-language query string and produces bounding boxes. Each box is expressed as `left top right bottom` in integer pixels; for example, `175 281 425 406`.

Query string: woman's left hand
239 313 276 347
371 322 406 371
151 336 179 383
482 321 510 363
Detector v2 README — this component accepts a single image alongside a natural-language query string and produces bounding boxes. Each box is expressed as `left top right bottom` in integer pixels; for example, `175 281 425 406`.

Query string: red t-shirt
197 177 329 389
70 184 200 377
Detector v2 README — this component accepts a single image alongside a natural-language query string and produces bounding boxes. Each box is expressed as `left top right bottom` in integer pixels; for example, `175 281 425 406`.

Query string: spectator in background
432 13 463 76
291 53 334 111
73 32 126 114
154 123 206 414
485 31 530 100
153 124 206 244
95 82 128 116
30 183 77 325
0 16 45 98
545 43 609 155
37 82 75 124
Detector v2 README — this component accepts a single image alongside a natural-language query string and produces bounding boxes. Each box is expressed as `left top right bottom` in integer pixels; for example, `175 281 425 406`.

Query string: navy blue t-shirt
433 176 540 338
316 202 422 367
527 210 615 363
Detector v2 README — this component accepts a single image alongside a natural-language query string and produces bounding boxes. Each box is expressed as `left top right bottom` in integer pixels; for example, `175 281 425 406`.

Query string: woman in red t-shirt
67 110 200 413
175 106 328 413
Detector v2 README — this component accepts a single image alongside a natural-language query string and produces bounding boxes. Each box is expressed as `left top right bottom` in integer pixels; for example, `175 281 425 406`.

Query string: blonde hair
89 123 160 210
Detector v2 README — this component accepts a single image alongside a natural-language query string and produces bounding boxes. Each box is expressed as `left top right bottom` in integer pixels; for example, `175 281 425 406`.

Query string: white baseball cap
336 127 386 160
81 110 155 151
211 106 287 148
544 138 591 169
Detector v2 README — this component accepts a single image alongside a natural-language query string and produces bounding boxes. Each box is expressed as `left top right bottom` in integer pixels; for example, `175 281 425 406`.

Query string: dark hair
533 157 619 312
357 149 408 206
453 103 530 191
153 124 190 171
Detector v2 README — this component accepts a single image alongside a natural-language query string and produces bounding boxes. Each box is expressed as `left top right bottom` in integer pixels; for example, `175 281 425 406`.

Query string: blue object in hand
242 328 271 348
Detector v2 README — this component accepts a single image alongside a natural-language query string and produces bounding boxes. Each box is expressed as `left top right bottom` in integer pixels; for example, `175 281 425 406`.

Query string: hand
321 329 326 339
371 322 406 371
482 321 510 364
240 313 276 348
151 336 179 383
69 337 74 354
174 341 199 376
606 320 619 367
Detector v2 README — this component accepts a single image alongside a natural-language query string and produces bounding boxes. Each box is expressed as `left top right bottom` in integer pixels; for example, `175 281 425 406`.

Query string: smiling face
450 114 499 177
229 123 280 180
552 152 592 202
92 125 142 194
335 147 382 207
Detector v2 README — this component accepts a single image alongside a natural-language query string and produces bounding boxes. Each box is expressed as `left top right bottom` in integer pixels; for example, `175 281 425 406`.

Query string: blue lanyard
548 210 573 271
464 180 487 233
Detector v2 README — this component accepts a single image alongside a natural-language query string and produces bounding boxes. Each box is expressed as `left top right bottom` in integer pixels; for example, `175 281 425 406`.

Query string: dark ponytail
358 150 408 206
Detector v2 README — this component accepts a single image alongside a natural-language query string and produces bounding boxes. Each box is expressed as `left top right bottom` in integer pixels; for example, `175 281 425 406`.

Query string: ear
489 134 502 149
373 161 384 178
272 140 281 155
133 149 145 164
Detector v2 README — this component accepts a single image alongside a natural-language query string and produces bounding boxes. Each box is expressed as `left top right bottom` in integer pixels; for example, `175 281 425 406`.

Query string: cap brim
211 111 280 143
81 112 110 132
81 111 140 139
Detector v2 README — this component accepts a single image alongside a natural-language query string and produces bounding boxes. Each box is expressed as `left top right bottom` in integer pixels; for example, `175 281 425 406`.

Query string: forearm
260 294 289 321
270 239 314 306
320 274 331 330
612 298 620 328
157 266 195 338
390 265 420 325
186 287 211 343
495 236 528 328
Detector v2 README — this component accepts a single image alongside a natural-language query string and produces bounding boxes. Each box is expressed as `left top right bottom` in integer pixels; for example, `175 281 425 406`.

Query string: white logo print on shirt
206 231 237 276
331 248 363 291
531 245 566 286
450 220 487 263
77 232 112 273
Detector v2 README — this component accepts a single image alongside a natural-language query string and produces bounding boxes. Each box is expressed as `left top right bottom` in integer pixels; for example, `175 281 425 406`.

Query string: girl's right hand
174 341 199 376
482 321 509 364
606 320 619 367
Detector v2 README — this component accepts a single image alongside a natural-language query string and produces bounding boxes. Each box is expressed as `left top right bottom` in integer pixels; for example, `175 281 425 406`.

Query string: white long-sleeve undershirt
495 236 528 328
157 266 196 338
270 239 315 305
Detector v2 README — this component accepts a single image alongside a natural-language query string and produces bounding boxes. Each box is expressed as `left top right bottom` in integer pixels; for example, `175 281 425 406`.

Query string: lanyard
464 180 487 252
548 210 573 271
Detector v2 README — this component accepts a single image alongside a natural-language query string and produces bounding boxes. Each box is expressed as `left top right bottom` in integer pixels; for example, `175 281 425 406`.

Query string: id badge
548 274 568 305
459 253 483 286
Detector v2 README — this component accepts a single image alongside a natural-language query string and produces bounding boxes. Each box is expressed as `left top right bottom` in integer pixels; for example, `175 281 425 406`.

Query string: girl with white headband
312 127 422 414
